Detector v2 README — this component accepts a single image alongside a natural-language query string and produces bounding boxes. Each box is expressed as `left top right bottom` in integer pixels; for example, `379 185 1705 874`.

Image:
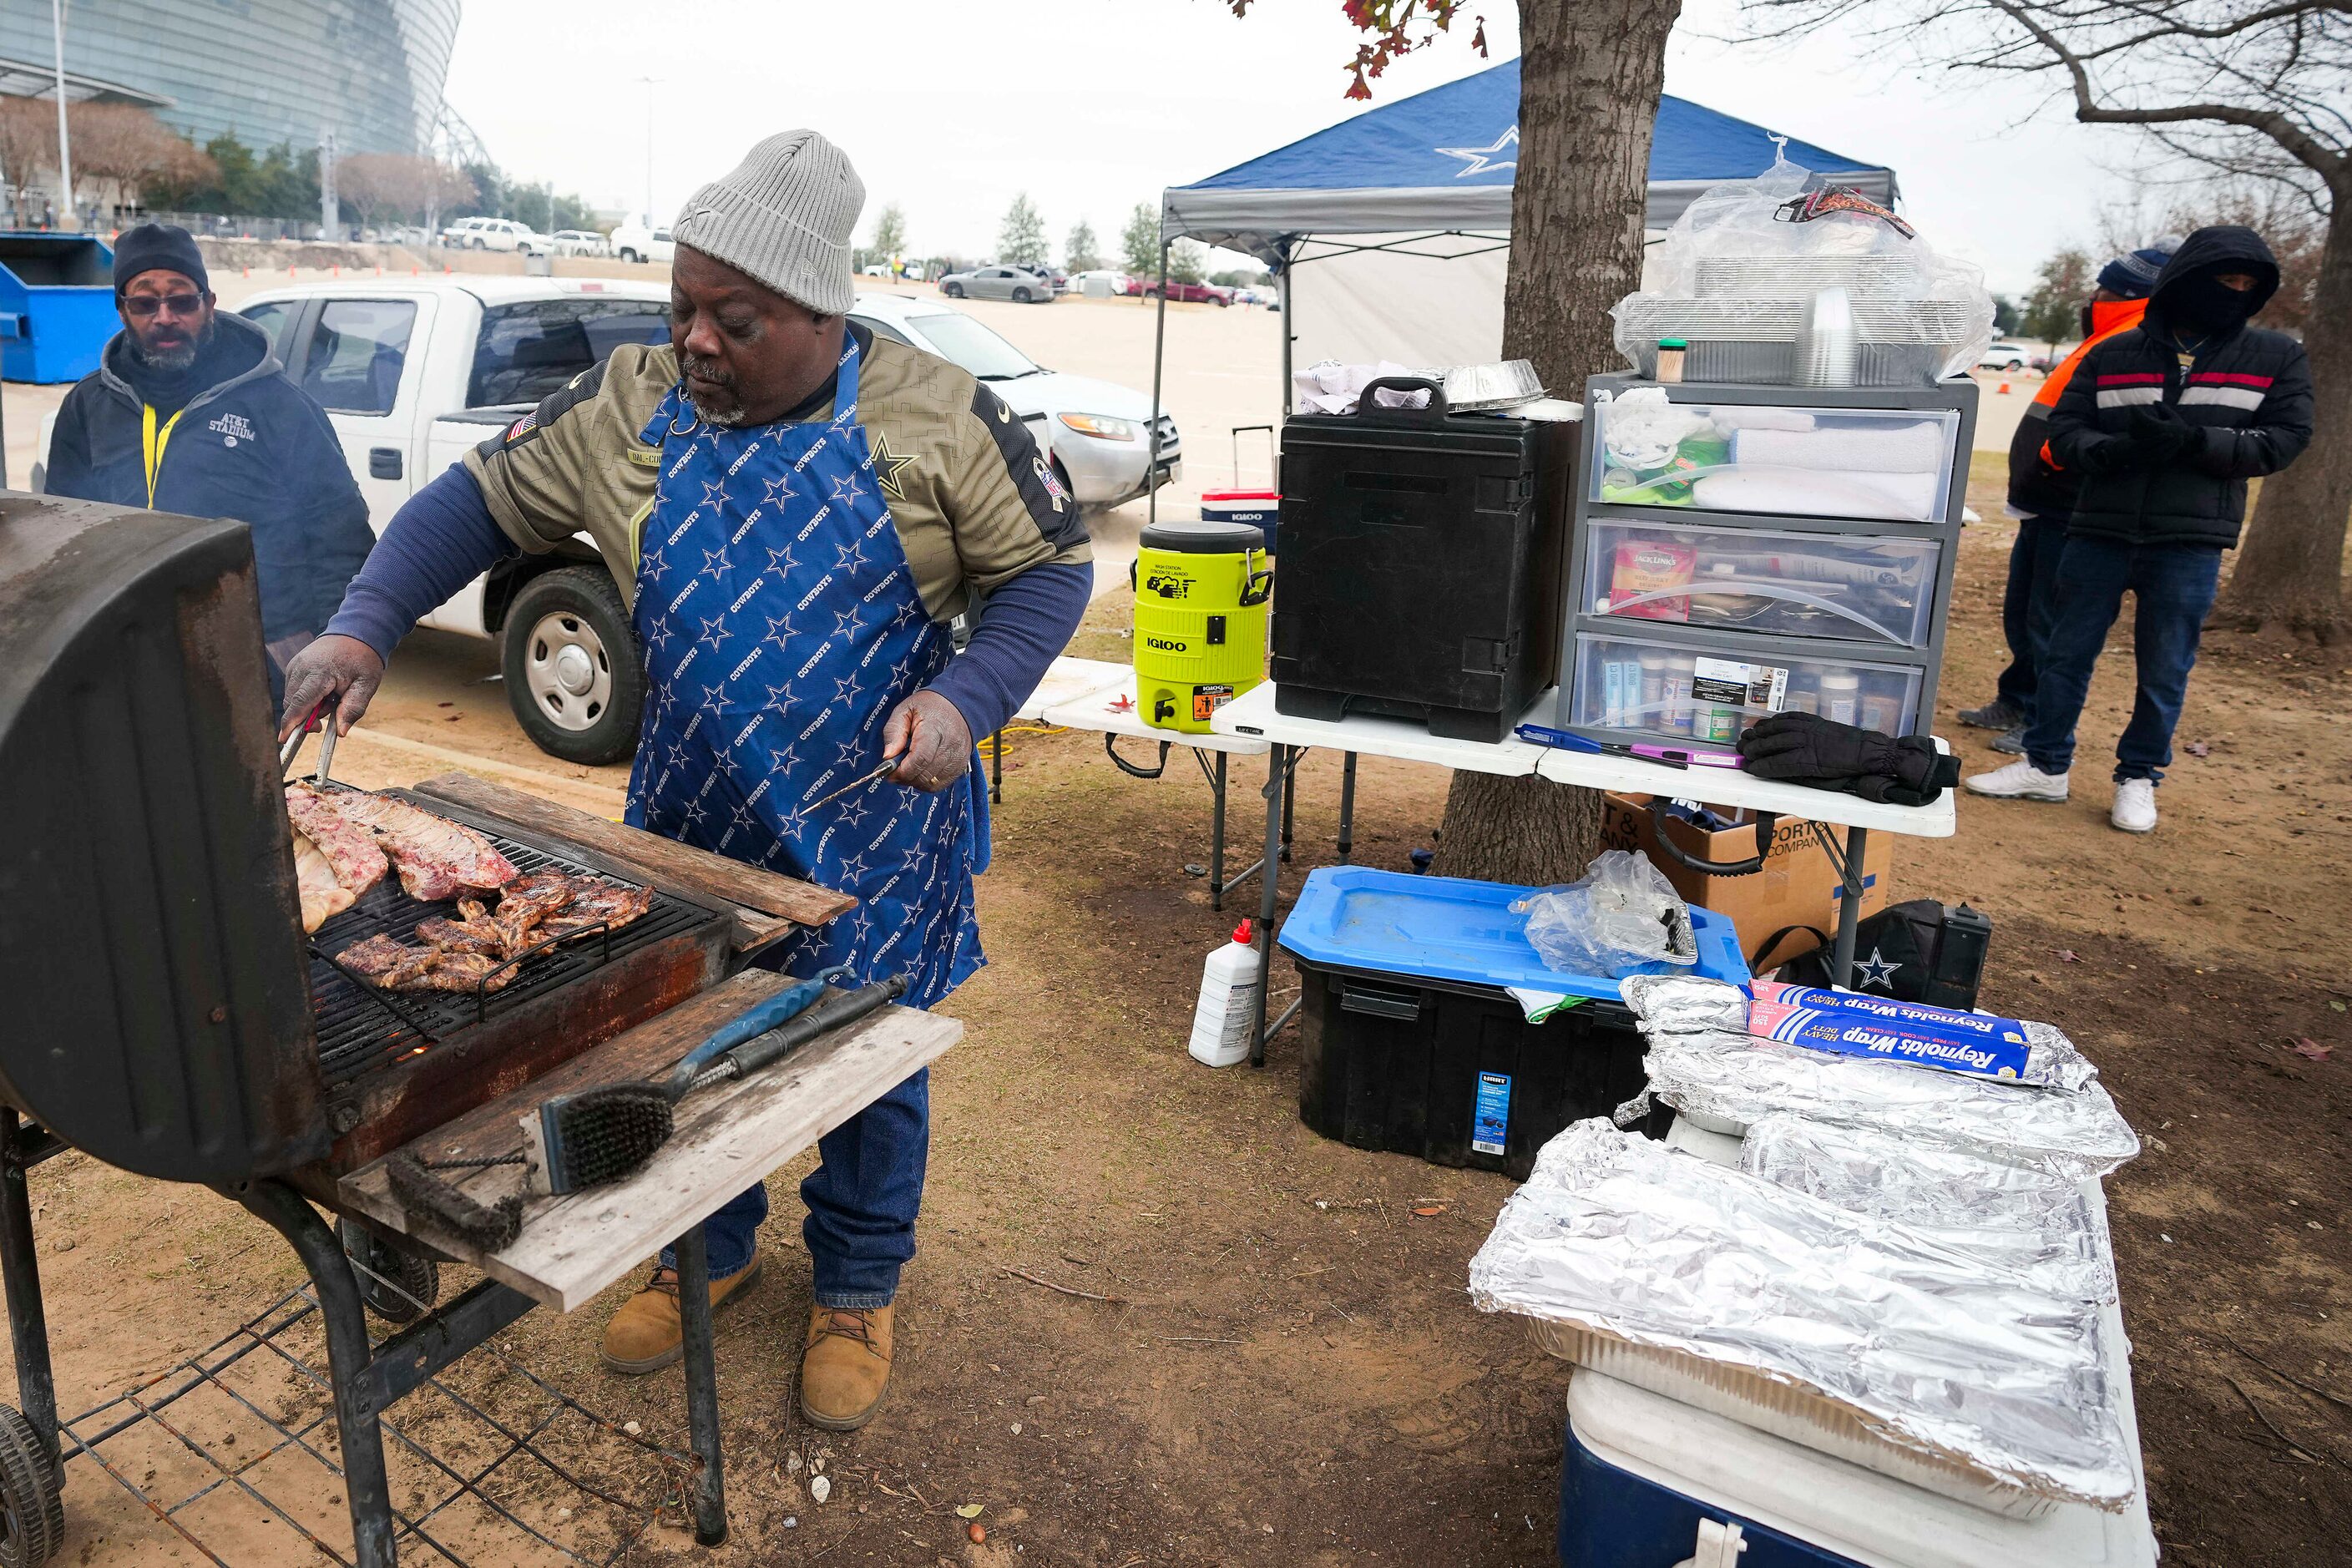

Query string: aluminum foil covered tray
1469 1120 2137 1511
1620 977 2141 1177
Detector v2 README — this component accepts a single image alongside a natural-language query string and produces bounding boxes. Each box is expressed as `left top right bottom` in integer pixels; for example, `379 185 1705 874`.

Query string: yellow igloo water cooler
1132 519 1272 733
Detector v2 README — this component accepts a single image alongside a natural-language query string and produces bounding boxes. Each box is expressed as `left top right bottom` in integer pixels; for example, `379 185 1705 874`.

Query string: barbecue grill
0 493 862 1565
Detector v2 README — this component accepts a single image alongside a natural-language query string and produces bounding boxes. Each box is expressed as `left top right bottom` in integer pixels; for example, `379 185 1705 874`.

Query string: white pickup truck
38 276 674 764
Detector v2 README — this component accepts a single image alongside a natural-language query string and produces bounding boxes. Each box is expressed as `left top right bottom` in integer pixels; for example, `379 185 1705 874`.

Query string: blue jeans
2023 538 2222 784
659 1068 929 1308
1994 516 2069 722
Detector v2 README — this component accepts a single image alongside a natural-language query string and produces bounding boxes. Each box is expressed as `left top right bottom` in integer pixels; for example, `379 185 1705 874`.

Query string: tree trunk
1433 0 1684 884
2213 198 2352 641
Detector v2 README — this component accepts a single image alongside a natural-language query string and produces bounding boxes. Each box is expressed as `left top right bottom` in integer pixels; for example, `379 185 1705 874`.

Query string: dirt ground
8 413 2349 1565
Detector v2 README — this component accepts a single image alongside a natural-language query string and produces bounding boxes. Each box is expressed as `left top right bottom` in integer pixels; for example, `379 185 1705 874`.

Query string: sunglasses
122 293 205 317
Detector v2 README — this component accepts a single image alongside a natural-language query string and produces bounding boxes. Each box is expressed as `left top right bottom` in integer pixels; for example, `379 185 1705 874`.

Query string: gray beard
678 352 747 427
129 317 214 373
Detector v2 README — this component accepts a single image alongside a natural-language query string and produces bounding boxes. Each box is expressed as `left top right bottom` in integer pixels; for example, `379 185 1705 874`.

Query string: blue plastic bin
0 232 118 384
1277 867 1748 1178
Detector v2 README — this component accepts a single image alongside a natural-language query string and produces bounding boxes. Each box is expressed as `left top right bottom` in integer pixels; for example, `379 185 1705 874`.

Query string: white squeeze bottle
1188 919 1262 1068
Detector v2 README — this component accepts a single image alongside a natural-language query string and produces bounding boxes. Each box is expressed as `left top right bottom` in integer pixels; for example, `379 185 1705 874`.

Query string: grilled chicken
316 790 520 901
334 933 441 988
395 948 516 993
285 783 388 899
292 829 356 934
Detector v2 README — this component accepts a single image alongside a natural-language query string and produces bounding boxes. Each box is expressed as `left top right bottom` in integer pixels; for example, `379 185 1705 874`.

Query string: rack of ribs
306 788 521 902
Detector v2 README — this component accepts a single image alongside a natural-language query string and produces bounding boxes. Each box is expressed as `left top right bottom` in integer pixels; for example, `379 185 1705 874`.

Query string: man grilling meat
281 130 1091 1430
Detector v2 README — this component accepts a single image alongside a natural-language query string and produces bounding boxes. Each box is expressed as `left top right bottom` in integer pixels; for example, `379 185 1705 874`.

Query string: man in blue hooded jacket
1965 225 2314 833
43 223 375 700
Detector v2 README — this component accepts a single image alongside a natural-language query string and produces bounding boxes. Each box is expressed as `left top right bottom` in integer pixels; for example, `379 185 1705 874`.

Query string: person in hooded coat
1964 225 2314 834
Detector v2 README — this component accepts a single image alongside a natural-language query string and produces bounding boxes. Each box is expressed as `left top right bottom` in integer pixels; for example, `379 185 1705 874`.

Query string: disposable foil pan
1618 976 2139 1178
1469 1120 2137 1511
1429 358 1545 411
1526 1322 2058 1518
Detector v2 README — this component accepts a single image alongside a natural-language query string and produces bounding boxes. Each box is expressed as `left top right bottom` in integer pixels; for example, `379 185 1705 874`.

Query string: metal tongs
279 702 341 784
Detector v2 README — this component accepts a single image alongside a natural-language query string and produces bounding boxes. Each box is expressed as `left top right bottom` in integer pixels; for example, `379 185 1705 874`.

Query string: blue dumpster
0 232 118 384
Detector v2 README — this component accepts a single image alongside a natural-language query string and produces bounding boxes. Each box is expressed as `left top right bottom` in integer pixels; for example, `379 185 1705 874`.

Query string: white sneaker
1964 759 2070 802
2110 778 2157 833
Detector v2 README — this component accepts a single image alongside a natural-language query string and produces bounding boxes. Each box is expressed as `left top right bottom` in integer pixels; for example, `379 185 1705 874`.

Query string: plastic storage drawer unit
1272 381 1574 741
1591 398 1960 524
1571 630 1925 745
1278 867 1748 1179
1583 520 1940 649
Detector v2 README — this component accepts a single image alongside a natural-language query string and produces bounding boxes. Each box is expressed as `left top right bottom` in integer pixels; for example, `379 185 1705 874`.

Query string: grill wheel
0 1403 63 1567
339 1220 443 1326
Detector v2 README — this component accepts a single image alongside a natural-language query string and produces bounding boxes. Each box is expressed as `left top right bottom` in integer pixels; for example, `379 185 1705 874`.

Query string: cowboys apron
625 338 985 1009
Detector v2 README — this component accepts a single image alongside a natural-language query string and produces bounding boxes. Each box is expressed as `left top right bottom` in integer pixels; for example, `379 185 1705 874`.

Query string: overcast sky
443 0 2161 295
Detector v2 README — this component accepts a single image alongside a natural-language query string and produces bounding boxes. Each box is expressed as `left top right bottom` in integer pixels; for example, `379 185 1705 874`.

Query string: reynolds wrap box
1746 979 2031 1080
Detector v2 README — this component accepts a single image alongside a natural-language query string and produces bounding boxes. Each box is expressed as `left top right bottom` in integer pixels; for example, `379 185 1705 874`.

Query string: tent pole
1148 237 1171 527
1277 240 1294 417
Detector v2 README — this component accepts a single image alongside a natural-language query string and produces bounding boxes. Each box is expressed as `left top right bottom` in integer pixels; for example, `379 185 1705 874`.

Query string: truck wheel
503 566 645 766
620 247 640 264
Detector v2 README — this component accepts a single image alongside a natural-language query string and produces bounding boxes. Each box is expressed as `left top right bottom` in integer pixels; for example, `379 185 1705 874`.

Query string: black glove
1737 711 1960 807
2127 402 2195 464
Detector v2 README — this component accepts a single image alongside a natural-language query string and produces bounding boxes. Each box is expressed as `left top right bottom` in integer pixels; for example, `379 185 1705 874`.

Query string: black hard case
1272 381 1574 741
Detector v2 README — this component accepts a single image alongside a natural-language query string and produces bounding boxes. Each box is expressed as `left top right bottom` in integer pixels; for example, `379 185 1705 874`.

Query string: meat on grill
549 879 655 933
414 903 503 956
292 830 356 934
331 932 514 994
308 788 520 902
285 783 387 899
335 933 441 989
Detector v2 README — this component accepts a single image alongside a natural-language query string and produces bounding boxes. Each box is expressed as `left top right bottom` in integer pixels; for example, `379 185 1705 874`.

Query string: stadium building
0 0 461 158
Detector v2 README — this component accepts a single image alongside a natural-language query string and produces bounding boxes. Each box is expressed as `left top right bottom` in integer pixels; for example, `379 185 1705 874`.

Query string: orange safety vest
2034 296 2150 470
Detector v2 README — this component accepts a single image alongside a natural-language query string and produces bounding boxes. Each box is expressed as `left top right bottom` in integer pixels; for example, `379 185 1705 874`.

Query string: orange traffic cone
1997 380 2012 396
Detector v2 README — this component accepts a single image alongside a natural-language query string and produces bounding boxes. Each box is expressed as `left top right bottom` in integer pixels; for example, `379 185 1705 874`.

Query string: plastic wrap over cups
1740 1113 2117 1304
1621 976 2139 1177
1511 851 1697 979
1611 156 1996 385
1469 1120 2136 1510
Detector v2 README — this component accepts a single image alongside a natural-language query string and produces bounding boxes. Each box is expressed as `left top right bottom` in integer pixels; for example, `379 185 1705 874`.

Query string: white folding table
1039 670 1272 909
1211 682 1957 1065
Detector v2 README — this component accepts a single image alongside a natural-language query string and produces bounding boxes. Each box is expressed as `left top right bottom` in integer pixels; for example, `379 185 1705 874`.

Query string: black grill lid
1141 519 1265 554
0 494 326 1183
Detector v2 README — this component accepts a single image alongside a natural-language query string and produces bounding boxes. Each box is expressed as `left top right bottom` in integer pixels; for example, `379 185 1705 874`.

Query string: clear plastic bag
1513 850 1697 979
1613 155 1995 385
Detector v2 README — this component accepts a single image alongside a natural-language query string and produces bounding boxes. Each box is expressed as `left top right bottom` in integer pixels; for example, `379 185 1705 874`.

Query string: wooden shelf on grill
336 969 962 1311
403 771 858 955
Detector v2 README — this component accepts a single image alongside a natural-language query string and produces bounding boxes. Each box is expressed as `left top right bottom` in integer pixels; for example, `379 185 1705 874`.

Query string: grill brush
518 971 907 1196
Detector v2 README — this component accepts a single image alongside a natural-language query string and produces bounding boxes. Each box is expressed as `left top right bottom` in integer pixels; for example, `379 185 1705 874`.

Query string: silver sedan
937 266 1058 304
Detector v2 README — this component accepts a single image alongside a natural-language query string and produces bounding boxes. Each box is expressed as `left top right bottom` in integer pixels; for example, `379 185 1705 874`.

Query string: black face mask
2079 302 2096 339
2164 271 2260 335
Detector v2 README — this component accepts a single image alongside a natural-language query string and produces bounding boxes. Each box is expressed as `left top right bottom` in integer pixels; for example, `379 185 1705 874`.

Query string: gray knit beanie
674 130 863 316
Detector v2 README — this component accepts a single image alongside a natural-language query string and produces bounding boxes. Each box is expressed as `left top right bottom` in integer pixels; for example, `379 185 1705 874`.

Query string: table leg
989 729 1003 805
673 1227 729 1546
1280 747 1297 864
1829 825 1868 988
1251 745 1285 1067
1210 750 1228 913
1337 751 1358 864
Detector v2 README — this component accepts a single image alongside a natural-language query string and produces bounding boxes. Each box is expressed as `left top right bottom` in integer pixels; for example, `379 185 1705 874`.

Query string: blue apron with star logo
625 338 984 1009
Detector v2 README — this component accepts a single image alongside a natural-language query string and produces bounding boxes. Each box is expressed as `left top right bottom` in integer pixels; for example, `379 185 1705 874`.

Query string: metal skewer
799 759 897 815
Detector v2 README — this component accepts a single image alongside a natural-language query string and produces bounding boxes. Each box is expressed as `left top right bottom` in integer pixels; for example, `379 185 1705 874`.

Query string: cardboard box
1599 792 1893 973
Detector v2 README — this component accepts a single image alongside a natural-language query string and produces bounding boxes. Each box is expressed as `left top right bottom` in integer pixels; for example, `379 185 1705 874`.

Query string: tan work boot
598 1252 762 1374
799 1303 896 1430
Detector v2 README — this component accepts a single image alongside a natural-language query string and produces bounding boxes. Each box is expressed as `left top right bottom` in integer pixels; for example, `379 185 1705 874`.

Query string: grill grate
307 835 713 1087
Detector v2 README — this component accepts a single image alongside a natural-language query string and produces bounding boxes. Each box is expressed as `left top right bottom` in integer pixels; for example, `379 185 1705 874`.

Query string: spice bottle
1655 338 1687 384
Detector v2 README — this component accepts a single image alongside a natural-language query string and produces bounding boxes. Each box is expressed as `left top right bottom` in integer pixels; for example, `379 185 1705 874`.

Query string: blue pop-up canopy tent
1161 57 1894 260
1146 58 1898 414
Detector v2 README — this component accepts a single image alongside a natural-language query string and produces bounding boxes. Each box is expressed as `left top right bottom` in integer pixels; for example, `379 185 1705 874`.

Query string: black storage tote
1272 378 1576 741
